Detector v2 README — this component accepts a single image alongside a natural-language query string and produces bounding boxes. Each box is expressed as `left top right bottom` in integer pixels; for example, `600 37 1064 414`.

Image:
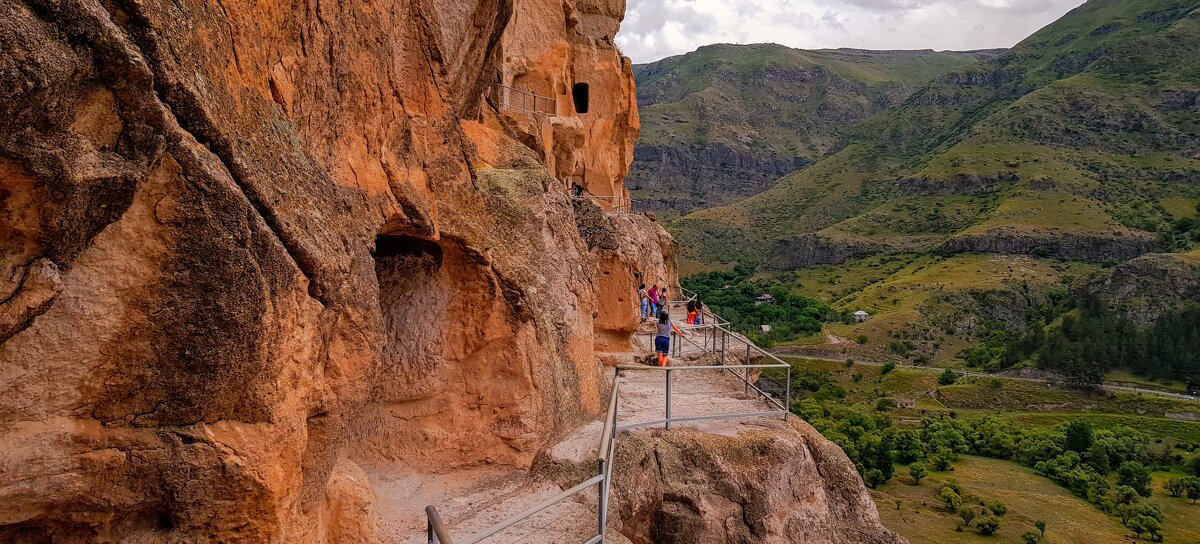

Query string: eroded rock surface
611 418 907 544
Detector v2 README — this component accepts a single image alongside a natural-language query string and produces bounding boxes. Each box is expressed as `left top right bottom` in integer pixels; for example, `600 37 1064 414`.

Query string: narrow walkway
373 302 785 543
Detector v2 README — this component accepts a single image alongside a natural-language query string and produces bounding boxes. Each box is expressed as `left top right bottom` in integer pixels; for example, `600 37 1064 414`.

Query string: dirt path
366 303 783 543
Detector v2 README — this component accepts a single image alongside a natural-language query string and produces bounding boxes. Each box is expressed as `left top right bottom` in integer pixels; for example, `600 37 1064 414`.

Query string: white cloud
616 0 1087 63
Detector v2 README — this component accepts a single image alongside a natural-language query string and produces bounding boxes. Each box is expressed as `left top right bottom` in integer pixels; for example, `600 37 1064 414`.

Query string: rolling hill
628 45 1000 213
674 0 1200 269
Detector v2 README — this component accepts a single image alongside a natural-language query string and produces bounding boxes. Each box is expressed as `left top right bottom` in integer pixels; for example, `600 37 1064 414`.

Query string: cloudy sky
616 0 1088 64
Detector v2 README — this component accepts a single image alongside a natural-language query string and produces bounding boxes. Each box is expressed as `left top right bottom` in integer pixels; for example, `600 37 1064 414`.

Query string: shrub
881 362 897 375
876 398 896 412
938 369 958 385
958 507 977 527
864 468 886 489
908 463 928 485
931 454 954 472
1021 531 1041 544
987 500 1007 517
1117 461 1152 497
856 334 869 344
976 515 1001 535
940 487 963 512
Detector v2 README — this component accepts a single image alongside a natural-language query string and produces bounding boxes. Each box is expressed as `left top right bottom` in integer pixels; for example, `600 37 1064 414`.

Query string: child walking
655 310 686 367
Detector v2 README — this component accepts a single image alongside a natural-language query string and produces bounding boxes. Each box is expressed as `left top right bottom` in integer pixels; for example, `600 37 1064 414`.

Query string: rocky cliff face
0 0 662 541
0 1 896 543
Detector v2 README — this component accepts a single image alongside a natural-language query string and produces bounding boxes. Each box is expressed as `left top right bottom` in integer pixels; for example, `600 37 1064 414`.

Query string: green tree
1035 520 1046 538
881 362 897 375
908 463 928 485
1065 420 1094 453
1185 477 1200 503
1118 461 1152 497
931 454 954 472
1115 485 1140 506
941 487 963 512
976 515 1001 535
1021 531 1041 544
958 507 977 527
938 368 958 385
1165 478 1186 498
864 468 886 489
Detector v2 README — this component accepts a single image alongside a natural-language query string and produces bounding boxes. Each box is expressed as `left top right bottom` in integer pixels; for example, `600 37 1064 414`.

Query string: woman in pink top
647 284 659 317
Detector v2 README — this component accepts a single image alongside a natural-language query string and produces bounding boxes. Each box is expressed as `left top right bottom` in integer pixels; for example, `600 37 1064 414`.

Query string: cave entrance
572 83 590 114
373 234 445 382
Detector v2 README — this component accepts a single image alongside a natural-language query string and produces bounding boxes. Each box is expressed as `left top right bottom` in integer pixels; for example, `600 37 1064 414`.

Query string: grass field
872 456 1131 543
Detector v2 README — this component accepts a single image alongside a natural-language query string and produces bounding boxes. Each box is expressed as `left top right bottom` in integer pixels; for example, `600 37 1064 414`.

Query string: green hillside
629 45 999 212
674 0 1200 269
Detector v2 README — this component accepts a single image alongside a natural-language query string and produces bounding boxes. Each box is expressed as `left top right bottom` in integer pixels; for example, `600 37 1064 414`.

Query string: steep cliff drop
0 1 899 543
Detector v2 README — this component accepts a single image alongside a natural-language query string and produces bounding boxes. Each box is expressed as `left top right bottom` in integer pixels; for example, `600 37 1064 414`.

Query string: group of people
637 282 708 367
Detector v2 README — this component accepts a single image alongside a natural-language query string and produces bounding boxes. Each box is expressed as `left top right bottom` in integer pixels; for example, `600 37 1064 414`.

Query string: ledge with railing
570 194 635 214
495 84 556 115
424 293 791 544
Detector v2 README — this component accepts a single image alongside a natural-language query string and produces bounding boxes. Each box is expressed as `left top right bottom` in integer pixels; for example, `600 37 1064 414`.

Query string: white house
853 310 870 323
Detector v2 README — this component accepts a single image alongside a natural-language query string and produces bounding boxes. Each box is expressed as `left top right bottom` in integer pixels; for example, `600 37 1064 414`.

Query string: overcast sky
616 0 1088 64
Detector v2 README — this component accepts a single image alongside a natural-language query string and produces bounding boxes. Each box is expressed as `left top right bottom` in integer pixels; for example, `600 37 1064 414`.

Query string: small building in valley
853 310 870 322
754 293 775 306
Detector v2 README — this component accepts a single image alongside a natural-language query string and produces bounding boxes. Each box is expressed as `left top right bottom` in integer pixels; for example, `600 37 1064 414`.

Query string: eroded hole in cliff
573 83 589 114
360 232 542 468
373 234 445 385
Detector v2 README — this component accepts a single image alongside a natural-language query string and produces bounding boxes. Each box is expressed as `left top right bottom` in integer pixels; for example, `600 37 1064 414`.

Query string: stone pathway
366 303 782 543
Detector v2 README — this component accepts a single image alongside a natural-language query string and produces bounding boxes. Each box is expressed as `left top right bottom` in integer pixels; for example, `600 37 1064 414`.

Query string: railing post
428 518 434 544
720 329 727 365
665 368 672 430
785 366 792 420
597 458 607 540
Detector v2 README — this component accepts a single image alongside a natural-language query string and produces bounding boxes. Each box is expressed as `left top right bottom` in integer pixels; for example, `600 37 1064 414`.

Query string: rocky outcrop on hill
896 172 1019 195
762 233 937 270
1084 251 1200 324
610 418 906 544
942 228 1158 262
627 144 809 212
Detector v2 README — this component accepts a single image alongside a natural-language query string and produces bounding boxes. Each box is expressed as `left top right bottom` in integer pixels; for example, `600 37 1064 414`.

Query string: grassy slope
673 0 1200 265
631 45 998 213
873 456 1131 544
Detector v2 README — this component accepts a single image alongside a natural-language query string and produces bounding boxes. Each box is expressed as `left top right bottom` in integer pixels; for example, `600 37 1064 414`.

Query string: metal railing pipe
426 506 454 544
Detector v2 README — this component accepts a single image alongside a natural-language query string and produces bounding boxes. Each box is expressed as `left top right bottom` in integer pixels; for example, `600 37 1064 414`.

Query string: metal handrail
571 194 635 214
496 84 556 115
425 300 794 544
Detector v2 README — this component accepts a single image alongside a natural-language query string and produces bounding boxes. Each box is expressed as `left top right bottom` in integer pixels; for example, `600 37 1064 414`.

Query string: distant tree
881 362 897 375
938 369 958 385
1115 485 1140 506
976 515 1001 535
941 487 963 512
1187 454 1200 477
908 463 928 485
1186 477 1200 503
1165 478 1186 498
1065 420 1094 453
1021 531 1041 544
1035 520 1046 538
876 398 896 412
1118 462 1153 497
856 334 869 344
931 454 954 472
864 469 886 489
958 507 977 527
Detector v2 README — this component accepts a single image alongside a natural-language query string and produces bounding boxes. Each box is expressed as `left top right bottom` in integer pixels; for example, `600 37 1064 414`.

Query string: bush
908 463 928 485
1021 531 1041 544
931 454 954 472
881 362 897 375
938 369 958 385
856 334 869 344
940 487 963 512
1117 461 1152 497
987 500 1007 517
976 515 1001 535
864 468 886 489
958 507 977 527
876 398 896 412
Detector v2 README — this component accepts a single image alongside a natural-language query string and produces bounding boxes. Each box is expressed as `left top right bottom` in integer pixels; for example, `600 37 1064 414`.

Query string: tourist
638 283 649 319
695 300 705 325
655 310 686 367
647 284 659 317
686 299 698 325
